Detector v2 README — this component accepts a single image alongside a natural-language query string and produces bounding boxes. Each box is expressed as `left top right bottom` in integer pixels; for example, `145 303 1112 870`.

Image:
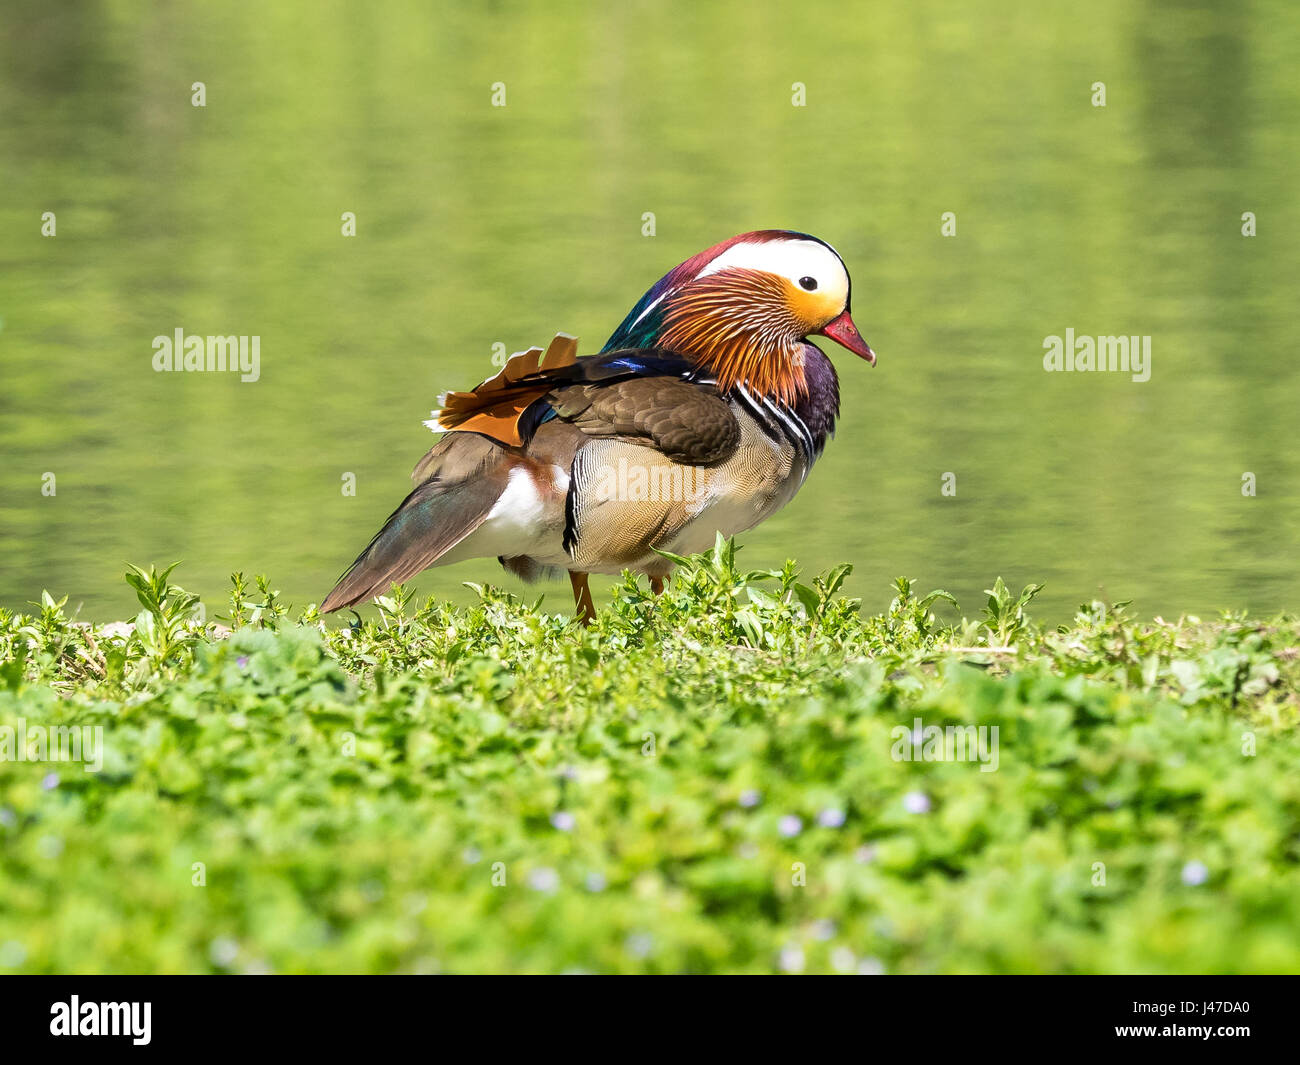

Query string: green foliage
0 545 1296 973
124 563 203 673
980 576 1044 647
223 571 291 631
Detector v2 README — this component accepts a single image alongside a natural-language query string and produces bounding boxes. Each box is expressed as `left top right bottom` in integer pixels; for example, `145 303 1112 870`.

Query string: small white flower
903 790 931 814
818 807 846 828
551 811 576 832
857 956 886 975
778 815 803 838
0 941 27 968
528 867 560 893
739 789 761 808
1182 861 1209 886
626 933 653 958
209 937 239 967
779 945 806 973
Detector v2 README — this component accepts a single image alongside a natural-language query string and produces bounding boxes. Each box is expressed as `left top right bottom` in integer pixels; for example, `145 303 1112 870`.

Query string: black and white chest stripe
733 383 818 462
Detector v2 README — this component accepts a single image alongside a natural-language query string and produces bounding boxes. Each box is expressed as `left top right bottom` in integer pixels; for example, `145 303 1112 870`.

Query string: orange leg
568 570 597 626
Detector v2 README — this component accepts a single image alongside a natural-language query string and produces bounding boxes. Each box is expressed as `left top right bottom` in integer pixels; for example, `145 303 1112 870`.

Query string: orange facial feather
658 269 819 405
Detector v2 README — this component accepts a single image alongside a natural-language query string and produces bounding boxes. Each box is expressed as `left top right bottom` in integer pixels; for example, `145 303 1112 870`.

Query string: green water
2 0 1297 622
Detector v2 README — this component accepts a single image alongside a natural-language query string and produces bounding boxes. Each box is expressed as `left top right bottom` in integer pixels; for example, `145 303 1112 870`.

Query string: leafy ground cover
1 540 1297 973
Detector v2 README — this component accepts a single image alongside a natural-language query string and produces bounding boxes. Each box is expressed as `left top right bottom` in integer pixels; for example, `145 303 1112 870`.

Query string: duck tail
320 433 508 612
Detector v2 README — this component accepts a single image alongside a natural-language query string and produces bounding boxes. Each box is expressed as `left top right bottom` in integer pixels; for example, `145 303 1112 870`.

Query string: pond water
2 0 1296 622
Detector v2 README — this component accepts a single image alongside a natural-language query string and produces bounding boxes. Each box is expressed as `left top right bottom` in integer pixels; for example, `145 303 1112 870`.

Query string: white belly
438 464 568 565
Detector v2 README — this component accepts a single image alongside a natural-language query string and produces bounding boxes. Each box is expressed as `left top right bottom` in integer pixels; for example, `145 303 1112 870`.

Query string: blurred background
1 0 1297 622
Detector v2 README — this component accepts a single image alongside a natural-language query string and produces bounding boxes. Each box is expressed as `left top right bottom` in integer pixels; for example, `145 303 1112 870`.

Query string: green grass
1 539 1297 974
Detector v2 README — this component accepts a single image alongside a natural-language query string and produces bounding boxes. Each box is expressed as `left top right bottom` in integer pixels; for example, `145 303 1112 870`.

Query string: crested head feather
658 268 812 404
602 230 854 404
602 230 803 352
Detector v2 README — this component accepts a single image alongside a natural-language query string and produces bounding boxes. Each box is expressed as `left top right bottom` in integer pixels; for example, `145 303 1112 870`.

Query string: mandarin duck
321 230 875 622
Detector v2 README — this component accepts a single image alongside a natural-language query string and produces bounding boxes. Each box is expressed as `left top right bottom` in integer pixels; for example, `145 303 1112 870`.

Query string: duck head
602 230 875 404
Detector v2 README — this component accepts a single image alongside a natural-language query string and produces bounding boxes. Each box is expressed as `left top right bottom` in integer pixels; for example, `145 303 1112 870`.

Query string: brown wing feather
321 433 508 612
546 376 740 466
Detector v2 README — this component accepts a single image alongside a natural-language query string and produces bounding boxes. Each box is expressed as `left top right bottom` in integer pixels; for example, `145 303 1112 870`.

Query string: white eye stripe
697 239 849 301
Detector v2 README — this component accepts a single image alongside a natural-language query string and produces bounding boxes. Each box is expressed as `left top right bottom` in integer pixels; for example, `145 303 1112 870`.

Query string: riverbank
1 542 1296 973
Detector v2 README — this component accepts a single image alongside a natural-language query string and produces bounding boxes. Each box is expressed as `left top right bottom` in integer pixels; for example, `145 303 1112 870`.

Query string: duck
320 229 876 623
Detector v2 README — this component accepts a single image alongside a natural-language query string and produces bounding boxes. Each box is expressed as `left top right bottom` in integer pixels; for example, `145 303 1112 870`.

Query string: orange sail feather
429 333 578 446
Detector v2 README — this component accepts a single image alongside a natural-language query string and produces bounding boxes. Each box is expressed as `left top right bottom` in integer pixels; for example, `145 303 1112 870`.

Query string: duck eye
798 276 818 291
